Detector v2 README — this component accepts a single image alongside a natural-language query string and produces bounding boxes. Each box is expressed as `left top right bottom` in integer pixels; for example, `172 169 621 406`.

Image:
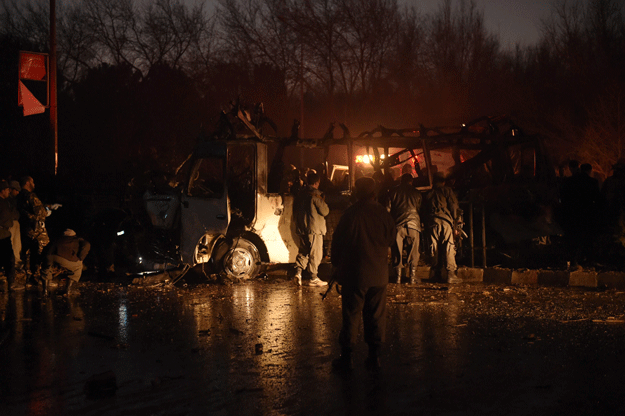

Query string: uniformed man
422 172 461 283
18 176 58 280
386 173 422 284
293 172 329 286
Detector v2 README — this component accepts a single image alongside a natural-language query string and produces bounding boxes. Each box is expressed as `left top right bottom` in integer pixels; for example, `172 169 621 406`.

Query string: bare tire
221 238 261 280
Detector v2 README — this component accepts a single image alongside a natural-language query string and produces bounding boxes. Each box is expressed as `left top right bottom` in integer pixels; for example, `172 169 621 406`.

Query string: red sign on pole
18 51 48 116
19 52 47 81
18 80 46 116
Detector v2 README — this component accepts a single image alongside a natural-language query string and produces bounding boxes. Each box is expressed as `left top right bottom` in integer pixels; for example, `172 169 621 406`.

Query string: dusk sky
189 0 555 48
403 0 554 48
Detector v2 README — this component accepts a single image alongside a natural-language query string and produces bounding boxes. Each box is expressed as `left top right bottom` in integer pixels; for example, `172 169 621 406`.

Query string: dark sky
190 0 554 49
403 0 554 48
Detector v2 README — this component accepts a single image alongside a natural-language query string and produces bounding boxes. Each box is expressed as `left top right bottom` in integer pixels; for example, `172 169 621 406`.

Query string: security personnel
331 177 396 371
386 173 422 284
18 176 50 279
0 181 18 290
293 172 329 286
422 172 461 283
42 229 90 295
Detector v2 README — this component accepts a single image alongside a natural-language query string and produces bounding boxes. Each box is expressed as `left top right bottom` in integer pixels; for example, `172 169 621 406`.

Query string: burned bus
99 105 561 281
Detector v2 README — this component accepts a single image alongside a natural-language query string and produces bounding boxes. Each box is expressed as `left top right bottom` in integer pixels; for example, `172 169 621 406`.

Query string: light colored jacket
294 185 329 235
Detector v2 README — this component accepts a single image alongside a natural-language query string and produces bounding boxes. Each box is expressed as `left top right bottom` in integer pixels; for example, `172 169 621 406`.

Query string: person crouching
42 229 90 295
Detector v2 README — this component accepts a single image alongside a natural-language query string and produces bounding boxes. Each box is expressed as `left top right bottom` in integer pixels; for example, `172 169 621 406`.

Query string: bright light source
117 230 125 236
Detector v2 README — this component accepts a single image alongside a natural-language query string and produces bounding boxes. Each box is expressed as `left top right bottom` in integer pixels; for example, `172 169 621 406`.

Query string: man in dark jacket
331 177 396 371
293 172 330 286
422 172 461 283
42 229 90 295
0 181 19 290
386 173 422 284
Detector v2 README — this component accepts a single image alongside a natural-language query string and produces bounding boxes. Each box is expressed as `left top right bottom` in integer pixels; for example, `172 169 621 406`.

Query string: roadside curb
457 267 625 289
265 263 625 290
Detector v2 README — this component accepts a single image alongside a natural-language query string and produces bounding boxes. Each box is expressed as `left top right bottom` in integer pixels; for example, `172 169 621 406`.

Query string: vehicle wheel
221 238 261 280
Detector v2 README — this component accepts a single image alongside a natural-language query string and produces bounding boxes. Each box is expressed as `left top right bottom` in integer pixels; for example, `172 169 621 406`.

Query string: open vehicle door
180 140 229 265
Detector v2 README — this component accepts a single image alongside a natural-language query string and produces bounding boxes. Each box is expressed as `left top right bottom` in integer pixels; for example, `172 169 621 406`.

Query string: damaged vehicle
94 104 562 282
347 116 562 268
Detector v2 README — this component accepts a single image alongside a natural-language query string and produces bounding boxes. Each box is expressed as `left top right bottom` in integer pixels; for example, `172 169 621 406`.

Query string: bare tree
0 0 49 47
579 86 625 179
339 0 401 95
81 0 138 69
422 0 500 121
536 0 625 170
217 0 302 99
135 0 210 69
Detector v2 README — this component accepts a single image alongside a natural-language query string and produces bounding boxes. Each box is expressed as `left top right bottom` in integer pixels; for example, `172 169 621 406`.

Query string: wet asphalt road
2 272 625 416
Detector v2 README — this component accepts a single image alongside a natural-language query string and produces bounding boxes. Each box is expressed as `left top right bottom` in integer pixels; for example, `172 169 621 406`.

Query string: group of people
289 163 461 371
559 159 625 268
384 166 462 285
291 163 462 286
0 176 90 294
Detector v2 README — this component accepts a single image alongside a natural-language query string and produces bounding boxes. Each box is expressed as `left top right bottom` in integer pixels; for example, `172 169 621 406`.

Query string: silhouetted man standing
331 177 396 371
0 181 18 291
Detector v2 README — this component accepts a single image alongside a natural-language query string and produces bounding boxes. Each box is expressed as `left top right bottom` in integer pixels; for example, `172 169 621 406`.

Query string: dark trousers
338 284 387 354
21 234 42 274
0 237 15 284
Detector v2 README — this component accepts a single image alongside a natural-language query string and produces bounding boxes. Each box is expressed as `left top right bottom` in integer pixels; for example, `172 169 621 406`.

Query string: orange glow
355 154 384 164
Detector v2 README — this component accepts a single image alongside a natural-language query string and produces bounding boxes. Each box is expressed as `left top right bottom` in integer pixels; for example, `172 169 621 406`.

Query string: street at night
3 1 625 414
2 271 625 416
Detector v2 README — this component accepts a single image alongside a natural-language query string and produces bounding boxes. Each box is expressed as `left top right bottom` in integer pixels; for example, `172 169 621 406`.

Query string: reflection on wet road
2 278 625 415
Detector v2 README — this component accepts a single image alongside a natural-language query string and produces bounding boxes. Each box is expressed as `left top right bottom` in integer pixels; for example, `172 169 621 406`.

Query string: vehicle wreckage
93 103 563 282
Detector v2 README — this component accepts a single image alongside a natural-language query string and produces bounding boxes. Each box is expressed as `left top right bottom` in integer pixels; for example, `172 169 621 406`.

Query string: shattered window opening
188 156 225 198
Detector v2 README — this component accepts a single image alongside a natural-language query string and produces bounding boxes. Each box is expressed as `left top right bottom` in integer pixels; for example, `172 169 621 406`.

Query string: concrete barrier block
457 267 483 282
483 268 512 285
597 271 625 290
569 270 597 287
511 270 538 285
537 270 570 287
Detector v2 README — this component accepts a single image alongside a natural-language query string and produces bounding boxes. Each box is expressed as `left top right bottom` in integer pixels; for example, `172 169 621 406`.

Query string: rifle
453 210 468 248
321 268 341 300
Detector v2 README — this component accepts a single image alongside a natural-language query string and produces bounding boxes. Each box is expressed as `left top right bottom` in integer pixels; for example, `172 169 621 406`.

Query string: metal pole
481 204 487 267
50 0 58 175
299 43 305 168
469 202 474 268
299 42 304 139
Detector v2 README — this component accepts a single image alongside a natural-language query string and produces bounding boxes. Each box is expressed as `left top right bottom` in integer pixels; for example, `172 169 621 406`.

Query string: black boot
365 346 381 371
41 279 50 296
332 348 353 371
394 267 402 284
